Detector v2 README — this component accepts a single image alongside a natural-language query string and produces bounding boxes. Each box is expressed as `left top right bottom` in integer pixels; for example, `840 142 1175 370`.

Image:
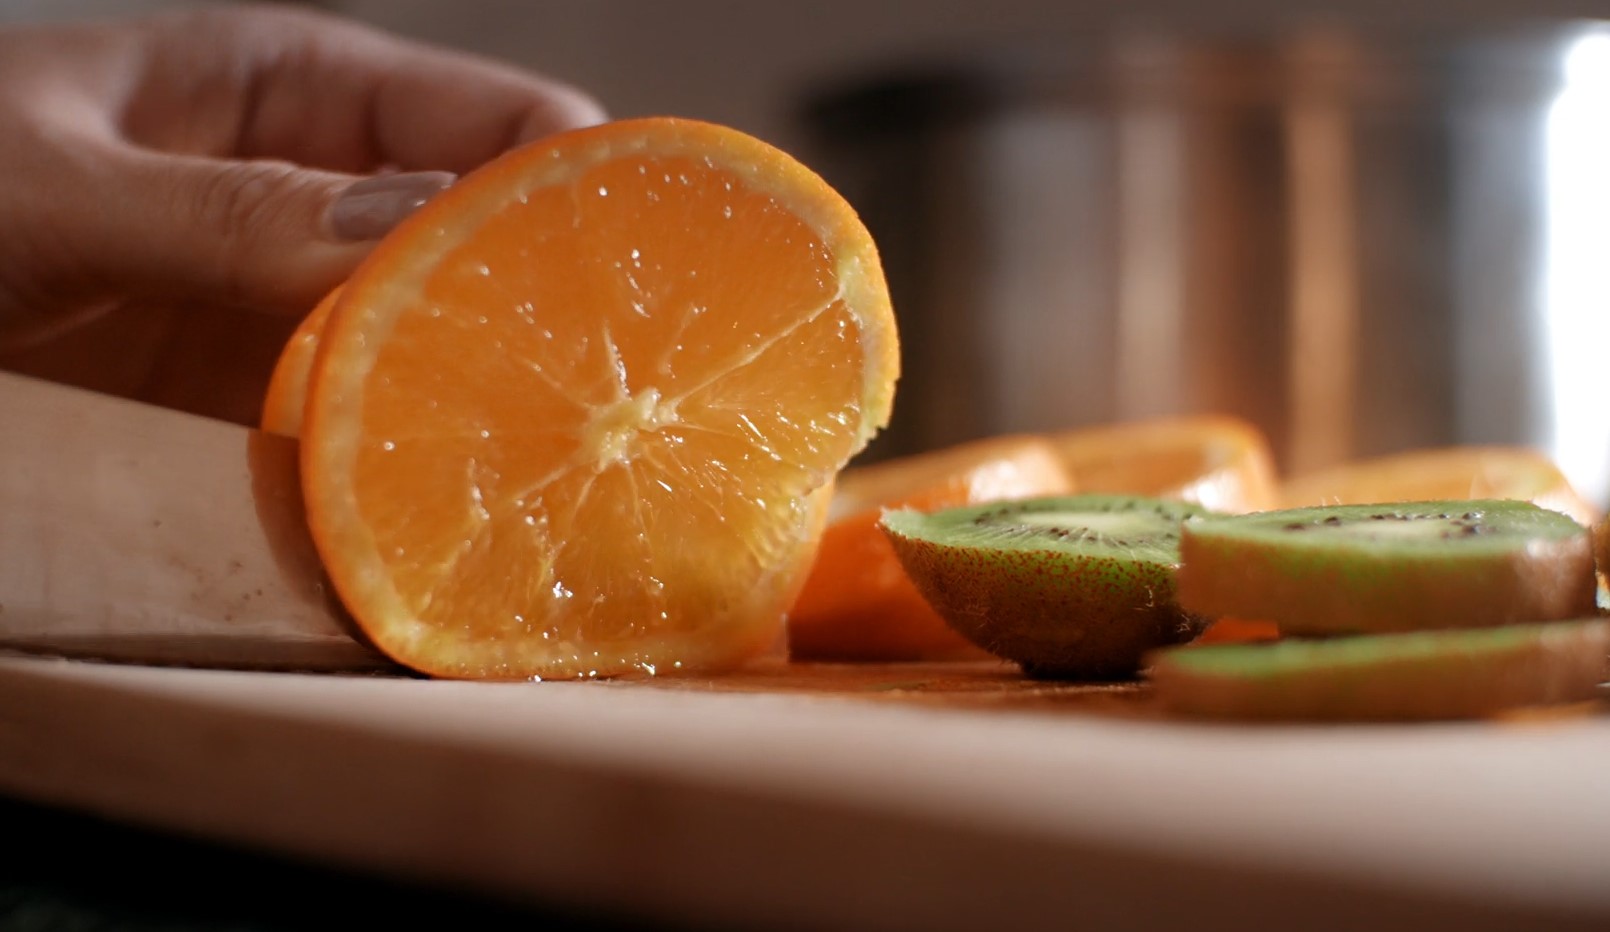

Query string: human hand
0 4 604 421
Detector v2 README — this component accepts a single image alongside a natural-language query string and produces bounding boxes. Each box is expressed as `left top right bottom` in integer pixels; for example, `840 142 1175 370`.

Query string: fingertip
515 85 610 143
325 170 456 242
558 87 611 130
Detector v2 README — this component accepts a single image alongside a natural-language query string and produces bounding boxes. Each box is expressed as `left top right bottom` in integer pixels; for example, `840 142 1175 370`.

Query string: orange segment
788 435 1074 661
299 118 899 680
1277 446 1601 527
261 286 340 438
1046 415 1278 514
825 432 1048 519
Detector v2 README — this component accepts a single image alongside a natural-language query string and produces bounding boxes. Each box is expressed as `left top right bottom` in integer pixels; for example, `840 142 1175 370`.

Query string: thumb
98 150 453 315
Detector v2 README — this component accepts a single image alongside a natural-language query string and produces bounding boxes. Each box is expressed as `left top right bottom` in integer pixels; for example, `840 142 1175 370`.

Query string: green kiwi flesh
1146 619 1610 721
1177 500 1596 636
880 494 1210 679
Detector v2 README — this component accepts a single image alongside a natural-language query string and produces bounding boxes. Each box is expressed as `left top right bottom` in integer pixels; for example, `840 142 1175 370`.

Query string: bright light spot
1544 31 1610 510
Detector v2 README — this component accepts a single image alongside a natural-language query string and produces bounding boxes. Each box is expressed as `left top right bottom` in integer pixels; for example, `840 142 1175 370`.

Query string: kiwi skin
881 495 1210 680
1146 619 1610 722
1176 500 1597 636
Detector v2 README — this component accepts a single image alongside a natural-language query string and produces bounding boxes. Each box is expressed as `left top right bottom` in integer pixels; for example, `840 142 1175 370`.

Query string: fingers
362 46 608 169
317 27 609 172
84 145 453 315
1 6 605 326
137 6 607 174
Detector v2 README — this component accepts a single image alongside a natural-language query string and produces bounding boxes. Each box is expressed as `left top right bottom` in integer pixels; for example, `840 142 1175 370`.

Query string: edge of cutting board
0 655 1606 932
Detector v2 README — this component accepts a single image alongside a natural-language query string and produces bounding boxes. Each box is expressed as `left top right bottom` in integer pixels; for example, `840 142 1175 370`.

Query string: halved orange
1277 446 1600 527
787 435 1075 661
1045 415 1279 514
261 286 339 438
298 118 900 680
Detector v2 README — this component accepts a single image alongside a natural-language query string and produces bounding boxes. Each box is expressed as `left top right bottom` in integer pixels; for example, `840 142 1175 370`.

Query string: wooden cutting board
0 652 1605 931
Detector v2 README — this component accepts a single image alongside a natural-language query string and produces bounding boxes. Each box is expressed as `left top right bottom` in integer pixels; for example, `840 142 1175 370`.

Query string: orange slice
261 286 339 438
1193 618 1281 645
822 433 1062 521
1045 415 1278 514
298 117 900 680
1277 446 1600 527
787 435 1075 661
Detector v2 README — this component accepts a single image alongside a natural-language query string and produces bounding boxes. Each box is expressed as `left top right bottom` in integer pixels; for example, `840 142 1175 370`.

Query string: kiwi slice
1146 619 1610 721
879 494 1210 679
1177 500 1596 636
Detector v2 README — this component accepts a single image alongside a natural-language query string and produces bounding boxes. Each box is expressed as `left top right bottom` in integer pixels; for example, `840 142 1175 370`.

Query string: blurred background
6 0 1610 508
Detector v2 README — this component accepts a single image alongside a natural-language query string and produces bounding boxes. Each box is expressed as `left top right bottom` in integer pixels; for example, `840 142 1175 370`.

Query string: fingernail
327 171 456 241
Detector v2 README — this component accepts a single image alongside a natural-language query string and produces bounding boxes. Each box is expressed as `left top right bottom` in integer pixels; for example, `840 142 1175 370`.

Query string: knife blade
0 371 393 671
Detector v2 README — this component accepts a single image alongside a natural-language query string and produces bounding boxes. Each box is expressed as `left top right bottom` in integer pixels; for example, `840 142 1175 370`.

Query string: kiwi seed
1176 500 1596 636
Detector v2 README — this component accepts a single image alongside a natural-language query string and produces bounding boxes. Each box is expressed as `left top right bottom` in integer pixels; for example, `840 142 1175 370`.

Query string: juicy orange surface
788 435 1074 661
261 286 339 438
297 118 899 680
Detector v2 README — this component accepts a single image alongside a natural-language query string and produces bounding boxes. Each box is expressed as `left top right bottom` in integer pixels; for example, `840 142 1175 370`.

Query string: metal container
804 20 1610 509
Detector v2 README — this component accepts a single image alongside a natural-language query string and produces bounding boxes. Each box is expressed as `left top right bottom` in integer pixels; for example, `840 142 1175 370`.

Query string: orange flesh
1194 618 1282 645
1048 415 1279 514
356 161 857 627
261 286 338 438
302 121 896 678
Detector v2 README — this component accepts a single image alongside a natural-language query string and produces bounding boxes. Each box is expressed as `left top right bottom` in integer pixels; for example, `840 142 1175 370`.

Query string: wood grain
0 653 1605 932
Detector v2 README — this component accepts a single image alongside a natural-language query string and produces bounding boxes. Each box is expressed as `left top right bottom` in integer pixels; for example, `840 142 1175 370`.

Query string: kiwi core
1005 511 1169 535
1279 510 1494 542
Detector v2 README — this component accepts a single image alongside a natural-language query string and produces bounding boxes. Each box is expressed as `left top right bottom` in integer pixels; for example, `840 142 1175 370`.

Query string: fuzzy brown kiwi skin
884 525 1209 680
1176 502 1597 636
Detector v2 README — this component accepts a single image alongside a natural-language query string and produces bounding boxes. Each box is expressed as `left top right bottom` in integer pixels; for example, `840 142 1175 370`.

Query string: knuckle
190 161 315 304
163 2 326 41
199 160 291 235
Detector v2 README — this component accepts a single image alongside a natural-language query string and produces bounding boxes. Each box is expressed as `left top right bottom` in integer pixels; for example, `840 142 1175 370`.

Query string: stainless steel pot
805 19 1610 509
